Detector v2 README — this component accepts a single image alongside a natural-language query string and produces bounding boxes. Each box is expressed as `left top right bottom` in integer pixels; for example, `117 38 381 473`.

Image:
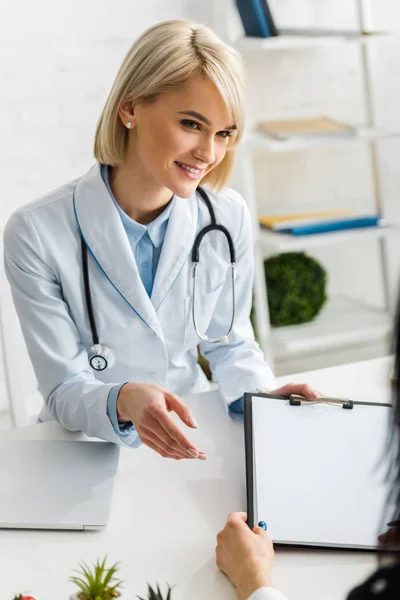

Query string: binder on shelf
261 1 278 37
257 117 356 141
244 392 394 549
235 0 278 38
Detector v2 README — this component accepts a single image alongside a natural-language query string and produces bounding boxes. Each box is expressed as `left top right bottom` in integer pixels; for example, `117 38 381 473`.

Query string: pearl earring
126 122 132 129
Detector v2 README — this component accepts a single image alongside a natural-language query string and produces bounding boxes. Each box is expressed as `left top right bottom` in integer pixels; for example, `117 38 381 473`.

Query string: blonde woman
4 20 319 457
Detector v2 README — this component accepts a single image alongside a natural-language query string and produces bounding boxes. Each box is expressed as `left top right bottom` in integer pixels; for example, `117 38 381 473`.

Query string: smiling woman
93 24 245 227
3 19 318 460
107 73 240 219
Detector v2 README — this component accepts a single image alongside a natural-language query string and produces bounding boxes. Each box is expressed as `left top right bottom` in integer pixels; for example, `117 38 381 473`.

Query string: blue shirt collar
100 164 174 248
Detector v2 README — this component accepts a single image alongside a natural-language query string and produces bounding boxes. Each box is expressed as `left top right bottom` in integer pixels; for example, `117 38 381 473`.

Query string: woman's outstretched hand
117 382 207 460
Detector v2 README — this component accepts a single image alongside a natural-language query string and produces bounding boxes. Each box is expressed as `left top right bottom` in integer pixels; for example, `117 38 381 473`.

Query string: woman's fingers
125 383 208 460
271 382 322 400
140 417 195 459
153 403 207 458
164 391 199 429
141 436 190 460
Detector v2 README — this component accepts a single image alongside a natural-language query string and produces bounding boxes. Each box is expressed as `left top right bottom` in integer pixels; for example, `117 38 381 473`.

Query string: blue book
282 216 380 236
235 0 273 38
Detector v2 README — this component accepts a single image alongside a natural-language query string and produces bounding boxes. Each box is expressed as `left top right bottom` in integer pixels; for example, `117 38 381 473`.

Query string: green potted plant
138 584 173 600
69 557 174 600
264 251 327 327
69 557 127 600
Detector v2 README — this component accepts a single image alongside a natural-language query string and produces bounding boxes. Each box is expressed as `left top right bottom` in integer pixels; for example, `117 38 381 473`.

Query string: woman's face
121 75 237 198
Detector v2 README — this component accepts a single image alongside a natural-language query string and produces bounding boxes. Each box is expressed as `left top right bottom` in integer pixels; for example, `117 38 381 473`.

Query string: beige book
257 116 356 141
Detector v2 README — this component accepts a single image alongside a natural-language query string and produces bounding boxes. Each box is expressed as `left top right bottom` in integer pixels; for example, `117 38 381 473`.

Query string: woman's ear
119 100 137 129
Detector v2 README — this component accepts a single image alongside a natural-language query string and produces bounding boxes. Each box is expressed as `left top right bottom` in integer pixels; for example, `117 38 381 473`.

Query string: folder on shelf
244 392 393 549
257 117 356 141
259 212 382 236
259 210 353 230
235 0 277 38
284 215 380 236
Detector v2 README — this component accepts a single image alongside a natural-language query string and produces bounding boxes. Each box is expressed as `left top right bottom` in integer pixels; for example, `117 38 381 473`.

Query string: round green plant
264 252 327 327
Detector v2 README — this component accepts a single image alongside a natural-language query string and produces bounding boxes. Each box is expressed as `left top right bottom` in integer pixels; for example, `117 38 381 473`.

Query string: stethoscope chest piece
88 344 116 372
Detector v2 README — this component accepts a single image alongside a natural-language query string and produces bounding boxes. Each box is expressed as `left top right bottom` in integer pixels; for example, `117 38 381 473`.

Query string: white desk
0 356 392 600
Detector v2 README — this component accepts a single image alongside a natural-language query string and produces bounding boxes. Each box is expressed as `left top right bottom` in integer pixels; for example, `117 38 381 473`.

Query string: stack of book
259 211 382 237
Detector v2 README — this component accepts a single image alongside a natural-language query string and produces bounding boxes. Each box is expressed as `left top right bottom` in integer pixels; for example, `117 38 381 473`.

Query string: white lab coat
3 163 275 446
248 588 288 600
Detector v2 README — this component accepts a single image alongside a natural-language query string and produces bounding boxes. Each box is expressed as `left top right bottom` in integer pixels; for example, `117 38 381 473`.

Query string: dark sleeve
346 564 400 600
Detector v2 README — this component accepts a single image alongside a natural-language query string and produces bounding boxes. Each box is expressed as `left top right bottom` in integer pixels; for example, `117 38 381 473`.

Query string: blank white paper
252 397 393 548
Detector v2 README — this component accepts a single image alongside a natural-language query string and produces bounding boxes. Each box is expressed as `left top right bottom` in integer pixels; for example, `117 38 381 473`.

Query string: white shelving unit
258 223 397 254
271 294 391 360
228 1 398 370
247 126 400 152
236 31 394 53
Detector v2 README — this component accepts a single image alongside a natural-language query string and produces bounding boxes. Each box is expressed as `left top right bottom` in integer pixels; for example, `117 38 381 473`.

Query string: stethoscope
82 186 236 371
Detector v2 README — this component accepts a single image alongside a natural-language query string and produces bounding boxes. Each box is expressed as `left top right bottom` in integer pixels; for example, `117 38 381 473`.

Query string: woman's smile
175 160 205 180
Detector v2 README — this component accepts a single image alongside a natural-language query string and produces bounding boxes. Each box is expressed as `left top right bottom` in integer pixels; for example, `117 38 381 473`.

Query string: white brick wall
0 0 202 418
0 0 199 223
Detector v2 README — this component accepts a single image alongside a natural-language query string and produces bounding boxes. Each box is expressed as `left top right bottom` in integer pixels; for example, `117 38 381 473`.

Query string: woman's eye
217 130 232 139
181 119 200 130
181 119 232 140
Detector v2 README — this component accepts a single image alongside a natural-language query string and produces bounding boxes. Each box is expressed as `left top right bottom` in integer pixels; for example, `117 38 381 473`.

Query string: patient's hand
216 512 275 600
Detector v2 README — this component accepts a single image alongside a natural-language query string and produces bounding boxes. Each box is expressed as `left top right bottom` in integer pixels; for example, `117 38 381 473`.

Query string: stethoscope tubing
82 186 236 370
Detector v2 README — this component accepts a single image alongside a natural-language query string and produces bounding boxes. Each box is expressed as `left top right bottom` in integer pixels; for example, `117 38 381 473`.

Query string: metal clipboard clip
289 394 354 410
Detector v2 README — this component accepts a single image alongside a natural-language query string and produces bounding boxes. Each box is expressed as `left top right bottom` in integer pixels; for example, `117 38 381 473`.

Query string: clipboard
244 392 394 550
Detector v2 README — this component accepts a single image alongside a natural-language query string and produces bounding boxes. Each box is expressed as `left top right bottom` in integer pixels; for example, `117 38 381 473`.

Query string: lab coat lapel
151 192 199 311
73 163 163 339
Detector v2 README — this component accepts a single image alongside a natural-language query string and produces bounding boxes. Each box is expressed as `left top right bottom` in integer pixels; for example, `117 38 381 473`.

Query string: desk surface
0 356 392 600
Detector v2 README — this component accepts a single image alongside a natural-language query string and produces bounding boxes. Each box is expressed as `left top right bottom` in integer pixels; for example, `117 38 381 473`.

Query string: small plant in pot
69 556 174 600
69 557 128 600
138 583 174 600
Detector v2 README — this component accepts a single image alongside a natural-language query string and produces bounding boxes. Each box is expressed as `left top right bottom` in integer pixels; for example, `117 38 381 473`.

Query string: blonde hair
94 20 245 190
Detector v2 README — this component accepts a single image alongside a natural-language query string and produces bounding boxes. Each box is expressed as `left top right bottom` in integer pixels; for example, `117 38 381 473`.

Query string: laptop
0 439 120 530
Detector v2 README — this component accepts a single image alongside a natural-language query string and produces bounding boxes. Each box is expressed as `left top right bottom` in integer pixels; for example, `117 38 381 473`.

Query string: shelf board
257 223 398 254
246 127 400 153
271 295 391 359
235 32 395 53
